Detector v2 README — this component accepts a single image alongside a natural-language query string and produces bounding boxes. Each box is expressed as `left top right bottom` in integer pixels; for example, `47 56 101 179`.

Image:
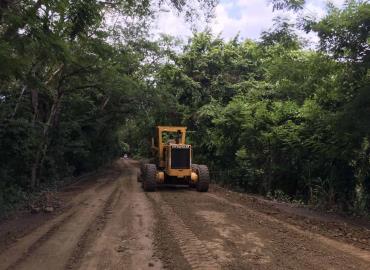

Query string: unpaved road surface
1 160 370 270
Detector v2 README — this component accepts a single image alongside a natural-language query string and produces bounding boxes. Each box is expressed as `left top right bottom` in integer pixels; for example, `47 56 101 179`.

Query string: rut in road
148 192 220 270
157 189 370 270
6 177 119 270
0 170 118 270
0 160 162 270
1 160 370 270
74 162 162 270
205 192 370 264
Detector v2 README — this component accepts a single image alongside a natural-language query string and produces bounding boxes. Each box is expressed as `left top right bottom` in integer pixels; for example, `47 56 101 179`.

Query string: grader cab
140 126 209 192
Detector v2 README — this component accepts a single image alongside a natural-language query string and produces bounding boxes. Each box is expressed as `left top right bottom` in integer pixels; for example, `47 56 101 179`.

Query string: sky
154 0 346 43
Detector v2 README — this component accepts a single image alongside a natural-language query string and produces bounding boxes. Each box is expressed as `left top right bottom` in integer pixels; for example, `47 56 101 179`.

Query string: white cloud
211 0 298 40
211 1 272 38
154 10 192 39
153 0 346 42
329 0 347 7
304 2 327 18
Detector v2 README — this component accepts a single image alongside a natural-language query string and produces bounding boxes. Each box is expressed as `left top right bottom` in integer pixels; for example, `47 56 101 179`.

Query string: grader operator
140 126 210 192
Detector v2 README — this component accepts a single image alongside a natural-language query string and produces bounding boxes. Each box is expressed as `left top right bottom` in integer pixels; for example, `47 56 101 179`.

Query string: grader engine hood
142 125 209 192
169 144 191 169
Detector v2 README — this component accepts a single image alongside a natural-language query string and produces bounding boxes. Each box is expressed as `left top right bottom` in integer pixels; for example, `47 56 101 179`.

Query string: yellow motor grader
140 126 209 192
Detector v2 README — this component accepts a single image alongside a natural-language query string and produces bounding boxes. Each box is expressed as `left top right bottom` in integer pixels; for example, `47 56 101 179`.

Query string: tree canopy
1 0 370 215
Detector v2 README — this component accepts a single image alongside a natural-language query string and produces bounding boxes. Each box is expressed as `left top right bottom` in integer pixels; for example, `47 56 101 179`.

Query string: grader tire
138 164 147 182
191 164 199 171
196 165 209 192
143 164 157 192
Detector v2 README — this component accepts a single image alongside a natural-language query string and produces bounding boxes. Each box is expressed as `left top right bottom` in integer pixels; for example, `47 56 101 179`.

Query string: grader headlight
191 172 198 183
156 171 165 183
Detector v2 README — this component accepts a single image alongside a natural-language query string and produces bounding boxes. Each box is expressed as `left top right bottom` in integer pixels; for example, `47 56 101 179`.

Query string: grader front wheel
196 165 210 192
138 163 147 182
143 164 157 191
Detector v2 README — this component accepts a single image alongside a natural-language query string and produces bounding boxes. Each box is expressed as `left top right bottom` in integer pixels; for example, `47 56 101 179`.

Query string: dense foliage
1 0 369 215
126 1 370 213
0 0 216 214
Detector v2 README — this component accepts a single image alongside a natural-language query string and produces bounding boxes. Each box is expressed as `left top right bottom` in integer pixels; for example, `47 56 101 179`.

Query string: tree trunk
31 88 38 125
31 150 41 188
11 85 27 119
30 93 63 188
30 64 64 188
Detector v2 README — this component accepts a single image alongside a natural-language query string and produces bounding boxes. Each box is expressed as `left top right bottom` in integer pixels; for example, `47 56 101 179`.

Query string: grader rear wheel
138 163 147 182
143 164 157 191
196 165 209 192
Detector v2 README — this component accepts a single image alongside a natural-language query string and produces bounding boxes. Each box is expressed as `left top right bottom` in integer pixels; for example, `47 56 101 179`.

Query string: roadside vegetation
1 0 369 216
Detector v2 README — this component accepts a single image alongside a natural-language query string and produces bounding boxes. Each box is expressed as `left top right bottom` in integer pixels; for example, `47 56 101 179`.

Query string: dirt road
0 160 370 270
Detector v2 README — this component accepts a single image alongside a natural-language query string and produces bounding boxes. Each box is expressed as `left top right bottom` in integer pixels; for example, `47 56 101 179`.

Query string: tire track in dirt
148 192 221 270
158 189 370 269
0 174 116 265
65 183 121 270
4 160 369 270
0 180 108 270
205 193 370 264
76 161 162 270
0 160 161 270
1 177 119 270
4 210 78 270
